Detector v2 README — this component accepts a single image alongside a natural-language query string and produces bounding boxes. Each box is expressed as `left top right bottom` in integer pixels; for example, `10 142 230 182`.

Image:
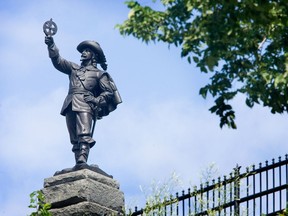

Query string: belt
68 87 93 95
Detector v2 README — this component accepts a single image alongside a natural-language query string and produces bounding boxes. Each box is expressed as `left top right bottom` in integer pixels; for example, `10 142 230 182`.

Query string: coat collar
72 63 98 71
82 65 96 70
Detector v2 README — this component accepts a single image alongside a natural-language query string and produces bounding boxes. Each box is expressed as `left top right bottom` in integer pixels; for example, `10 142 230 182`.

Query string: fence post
234 164 241 216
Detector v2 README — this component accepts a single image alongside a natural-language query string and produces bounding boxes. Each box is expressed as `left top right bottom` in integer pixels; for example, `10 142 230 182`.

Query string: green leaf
193 56 199 63
199 86 209 98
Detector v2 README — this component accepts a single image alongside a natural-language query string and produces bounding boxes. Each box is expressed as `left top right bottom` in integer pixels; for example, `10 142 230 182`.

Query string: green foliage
128 166 234 215
140 172 182 215
117 0 288 128
278 203 288 216
125 172 182 215
28 191 51 216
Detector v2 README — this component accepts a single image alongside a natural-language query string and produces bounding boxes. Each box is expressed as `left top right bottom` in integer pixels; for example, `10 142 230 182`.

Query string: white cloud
95 94 288 184
0 88 72 170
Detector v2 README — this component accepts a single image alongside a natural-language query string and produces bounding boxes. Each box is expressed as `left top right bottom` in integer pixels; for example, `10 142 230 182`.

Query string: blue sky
0 0 287 215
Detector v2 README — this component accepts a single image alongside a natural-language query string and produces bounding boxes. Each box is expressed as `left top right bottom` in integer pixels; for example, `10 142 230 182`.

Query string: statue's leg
75 112 95 164
65 108 78 145
65 107 80 163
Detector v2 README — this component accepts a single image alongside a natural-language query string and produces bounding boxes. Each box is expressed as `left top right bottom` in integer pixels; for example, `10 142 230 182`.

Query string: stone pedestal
42 165 124 216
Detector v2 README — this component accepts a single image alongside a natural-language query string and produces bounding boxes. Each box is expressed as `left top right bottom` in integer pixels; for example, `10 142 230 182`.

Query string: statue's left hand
84 94 100 106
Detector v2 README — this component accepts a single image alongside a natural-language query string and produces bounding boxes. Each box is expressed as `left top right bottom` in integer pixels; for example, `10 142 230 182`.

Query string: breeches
65 107 96 150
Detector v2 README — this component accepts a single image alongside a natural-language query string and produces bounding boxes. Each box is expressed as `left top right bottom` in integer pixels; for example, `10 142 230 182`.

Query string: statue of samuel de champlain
43 19 122 166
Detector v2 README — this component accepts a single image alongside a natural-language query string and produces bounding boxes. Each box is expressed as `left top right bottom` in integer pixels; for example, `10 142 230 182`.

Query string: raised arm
45 36 73 75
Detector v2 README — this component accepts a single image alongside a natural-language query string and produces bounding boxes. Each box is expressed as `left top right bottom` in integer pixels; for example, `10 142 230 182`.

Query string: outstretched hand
45 36 54 46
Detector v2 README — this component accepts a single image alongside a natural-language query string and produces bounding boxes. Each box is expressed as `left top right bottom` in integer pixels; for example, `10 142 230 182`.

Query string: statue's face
80 48 93 61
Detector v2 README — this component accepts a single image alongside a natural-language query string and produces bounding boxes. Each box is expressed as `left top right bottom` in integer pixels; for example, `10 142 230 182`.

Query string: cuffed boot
74 150 80 164
77 143 90 164
72 144 81 164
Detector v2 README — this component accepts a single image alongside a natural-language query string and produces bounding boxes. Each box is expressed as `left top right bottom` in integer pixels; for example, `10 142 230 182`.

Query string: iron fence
129 155 288 215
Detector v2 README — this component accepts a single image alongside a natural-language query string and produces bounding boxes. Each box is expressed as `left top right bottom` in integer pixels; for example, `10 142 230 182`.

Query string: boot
74 150 80 164
72 144 80 164
77 143 90 164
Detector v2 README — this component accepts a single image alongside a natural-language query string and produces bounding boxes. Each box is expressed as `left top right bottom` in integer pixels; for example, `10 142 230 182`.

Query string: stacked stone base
42 166 124 216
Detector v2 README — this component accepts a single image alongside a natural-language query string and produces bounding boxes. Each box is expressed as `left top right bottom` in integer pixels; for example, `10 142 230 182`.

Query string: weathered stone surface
49 201 121 216
42 168 124 215
53 164 113 178
44 168 119 189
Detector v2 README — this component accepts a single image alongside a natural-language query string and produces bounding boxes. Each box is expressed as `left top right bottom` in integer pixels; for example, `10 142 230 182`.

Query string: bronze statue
44 19 122 165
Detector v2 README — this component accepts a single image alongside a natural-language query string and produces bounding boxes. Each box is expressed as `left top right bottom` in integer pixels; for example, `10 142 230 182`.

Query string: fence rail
130 155 288 216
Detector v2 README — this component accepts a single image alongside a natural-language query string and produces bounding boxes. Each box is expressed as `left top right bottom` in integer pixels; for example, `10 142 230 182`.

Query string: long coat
48 44 121 118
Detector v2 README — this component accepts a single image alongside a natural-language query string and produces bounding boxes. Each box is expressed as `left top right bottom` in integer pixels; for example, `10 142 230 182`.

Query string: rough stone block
49 201 120 216
42 168 124 215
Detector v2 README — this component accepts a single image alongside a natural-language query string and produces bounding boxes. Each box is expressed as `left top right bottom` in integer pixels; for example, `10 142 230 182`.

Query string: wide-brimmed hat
77 40 107 65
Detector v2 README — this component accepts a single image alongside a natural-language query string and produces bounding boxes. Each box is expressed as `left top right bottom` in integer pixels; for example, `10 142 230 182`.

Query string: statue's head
77 40 107 70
